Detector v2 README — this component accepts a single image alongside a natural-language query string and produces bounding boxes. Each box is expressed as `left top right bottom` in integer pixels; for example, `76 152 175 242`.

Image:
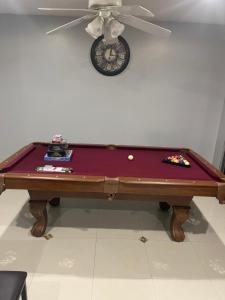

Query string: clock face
91 36 130 76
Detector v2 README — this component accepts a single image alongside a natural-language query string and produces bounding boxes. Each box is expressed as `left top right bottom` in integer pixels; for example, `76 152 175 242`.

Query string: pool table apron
0 172 224 201
1 173 225 242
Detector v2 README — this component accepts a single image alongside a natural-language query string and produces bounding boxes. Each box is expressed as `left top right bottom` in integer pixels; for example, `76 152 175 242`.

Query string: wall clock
91 35 130 76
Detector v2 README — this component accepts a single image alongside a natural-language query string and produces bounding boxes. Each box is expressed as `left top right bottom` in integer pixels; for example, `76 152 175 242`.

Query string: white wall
214 99 225 168
0 15 225 162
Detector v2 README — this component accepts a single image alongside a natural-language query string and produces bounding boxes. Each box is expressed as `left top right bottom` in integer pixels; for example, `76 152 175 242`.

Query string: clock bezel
90 35 130 76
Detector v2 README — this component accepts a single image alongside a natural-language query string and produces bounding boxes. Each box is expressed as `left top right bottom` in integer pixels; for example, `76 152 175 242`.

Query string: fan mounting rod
89 0 122 9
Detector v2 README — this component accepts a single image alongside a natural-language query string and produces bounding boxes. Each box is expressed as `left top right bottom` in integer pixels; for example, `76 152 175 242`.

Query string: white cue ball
128 155 134 161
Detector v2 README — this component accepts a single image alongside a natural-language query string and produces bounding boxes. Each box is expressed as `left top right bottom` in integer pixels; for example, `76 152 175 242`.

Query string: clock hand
110 48 117 57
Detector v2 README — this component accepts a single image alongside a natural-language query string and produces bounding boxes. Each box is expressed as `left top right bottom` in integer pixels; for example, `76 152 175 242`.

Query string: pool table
0 142 225 242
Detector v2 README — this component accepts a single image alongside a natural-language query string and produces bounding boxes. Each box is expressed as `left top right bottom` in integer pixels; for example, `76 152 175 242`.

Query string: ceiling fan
38 0 171 41
39 0 171 76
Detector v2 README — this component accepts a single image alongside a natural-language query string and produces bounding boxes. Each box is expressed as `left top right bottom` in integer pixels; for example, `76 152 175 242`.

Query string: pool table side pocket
104 177 119 201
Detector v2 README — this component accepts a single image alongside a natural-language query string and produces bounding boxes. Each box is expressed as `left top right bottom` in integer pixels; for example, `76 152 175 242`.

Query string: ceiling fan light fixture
103 18 124 44
85 16 104 39
110 19 125 38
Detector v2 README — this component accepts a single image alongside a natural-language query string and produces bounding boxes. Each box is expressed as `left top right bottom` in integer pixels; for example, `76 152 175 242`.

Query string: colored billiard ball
128 155 134 161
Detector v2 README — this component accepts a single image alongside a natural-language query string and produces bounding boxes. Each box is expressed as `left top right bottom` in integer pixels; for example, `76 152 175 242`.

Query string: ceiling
0 0 225 25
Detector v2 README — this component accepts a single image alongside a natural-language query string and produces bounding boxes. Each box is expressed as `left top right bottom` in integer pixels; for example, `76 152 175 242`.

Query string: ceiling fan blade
46 15 96 34
113 5 154 18
38 8 97 15
117 15 171 38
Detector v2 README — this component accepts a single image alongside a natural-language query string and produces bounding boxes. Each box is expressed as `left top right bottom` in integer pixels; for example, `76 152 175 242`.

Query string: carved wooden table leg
170 206 190 242
29 201 47 237
49 197 60 207
159 202 170 211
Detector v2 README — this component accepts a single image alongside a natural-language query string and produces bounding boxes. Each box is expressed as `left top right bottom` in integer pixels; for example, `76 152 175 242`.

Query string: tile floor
0 189 225 299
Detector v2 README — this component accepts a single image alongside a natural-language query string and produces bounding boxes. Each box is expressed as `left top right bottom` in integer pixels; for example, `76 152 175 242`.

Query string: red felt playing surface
4 144 220 181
